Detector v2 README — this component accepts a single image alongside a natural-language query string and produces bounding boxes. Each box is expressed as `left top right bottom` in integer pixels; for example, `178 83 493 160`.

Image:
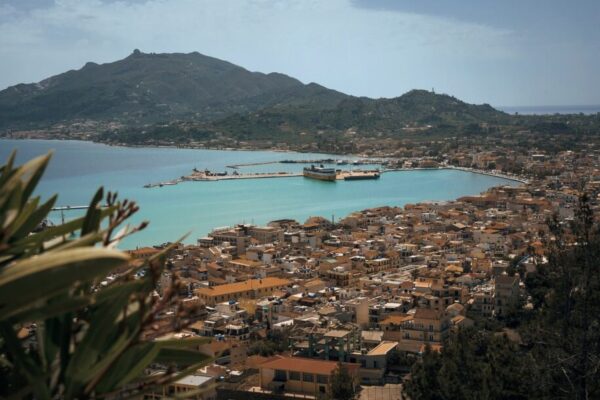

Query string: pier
143 165 527 188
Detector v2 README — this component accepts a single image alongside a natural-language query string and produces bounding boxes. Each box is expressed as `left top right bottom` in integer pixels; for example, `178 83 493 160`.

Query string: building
495 275 520 316
258 356 359 397
396 308 450 353
146 374 216 399
196 278 290 306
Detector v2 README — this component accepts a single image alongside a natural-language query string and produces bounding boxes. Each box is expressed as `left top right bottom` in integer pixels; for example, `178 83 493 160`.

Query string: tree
403 329 536 400
0 152 211 398
406 195 600 400
522 194 600 399
330 362 355 400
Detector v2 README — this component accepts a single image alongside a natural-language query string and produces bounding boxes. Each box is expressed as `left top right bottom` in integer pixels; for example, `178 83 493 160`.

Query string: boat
303 165 337 181
343 169 381 180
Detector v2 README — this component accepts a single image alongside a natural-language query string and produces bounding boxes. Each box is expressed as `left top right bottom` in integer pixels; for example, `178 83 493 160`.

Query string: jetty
142 163 527 189
144 170 300 187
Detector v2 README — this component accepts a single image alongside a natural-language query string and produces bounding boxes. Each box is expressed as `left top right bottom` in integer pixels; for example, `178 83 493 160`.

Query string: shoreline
383 166 529 184
0 136 367 159
2 137 529 185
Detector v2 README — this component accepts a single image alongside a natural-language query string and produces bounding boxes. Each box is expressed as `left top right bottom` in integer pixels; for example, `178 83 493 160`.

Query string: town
123 134 598 399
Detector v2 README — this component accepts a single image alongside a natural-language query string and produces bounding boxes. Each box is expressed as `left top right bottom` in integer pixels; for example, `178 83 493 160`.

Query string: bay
0 139 519 248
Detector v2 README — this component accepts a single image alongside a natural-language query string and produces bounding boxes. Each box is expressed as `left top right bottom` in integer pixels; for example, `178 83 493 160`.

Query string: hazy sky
1 0 599 106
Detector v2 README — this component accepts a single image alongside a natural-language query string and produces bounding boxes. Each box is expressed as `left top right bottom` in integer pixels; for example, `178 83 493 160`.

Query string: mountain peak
0 51 347 128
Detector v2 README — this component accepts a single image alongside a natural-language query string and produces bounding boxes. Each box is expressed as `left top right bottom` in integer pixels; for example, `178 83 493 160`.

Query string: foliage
0 151 211 399
521 194 600 399
406 194 600 400
330 362 355 400
248 330 289 357
403 329 536 400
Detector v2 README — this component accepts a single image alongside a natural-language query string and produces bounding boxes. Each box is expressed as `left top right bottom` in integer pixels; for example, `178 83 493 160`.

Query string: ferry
303 165 337 181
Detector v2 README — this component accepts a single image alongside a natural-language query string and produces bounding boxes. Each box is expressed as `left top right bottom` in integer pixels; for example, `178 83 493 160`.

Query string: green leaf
10 195 57 240
1 181 23 230
4 196 40 239
63 281 147 396
94 342 160 393
154 348 212 367
154 336 211 349
5 206 117 258
20 153 51 207
0 248 129 321
0 150 17 186
0 322 51 400
81 187 103 236
0 154 50 211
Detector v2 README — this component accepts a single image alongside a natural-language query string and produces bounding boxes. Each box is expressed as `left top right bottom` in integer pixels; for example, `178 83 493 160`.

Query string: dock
144 171 301 187
142 163 526 189
184 172 301 181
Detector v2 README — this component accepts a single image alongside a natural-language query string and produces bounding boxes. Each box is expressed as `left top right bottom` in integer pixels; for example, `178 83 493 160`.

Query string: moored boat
303 165 337 181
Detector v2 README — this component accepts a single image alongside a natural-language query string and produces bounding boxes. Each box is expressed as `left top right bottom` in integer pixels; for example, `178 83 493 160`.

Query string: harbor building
195 277 290 306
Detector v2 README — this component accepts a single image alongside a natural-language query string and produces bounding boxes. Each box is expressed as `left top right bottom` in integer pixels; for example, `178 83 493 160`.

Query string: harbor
144 165 381 188
141 153 530 189
143 164 526 188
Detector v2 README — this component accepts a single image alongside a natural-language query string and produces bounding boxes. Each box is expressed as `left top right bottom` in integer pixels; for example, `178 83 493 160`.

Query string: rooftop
197 277 290 297
259 356 358 375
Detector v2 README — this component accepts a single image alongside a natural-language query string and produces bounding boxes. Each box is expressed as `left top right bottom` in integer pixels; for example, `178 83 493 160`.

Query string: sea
0 139 519 249
497 105 600 115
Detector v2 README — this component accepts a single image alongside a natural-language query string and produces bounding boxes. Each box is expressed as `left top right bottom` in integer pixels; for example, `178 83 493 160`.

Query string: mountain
209 89 510 140
0 50 348 128
0 50 515 142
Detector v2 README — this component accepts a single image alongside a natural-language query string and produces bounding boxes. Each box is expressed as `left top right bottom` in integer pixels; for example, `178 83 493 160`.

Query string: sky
0 0 599 107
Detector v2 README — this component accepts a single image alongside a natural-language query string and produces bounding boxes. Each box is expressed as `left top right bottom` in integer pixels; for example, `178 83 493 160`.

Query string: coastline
2 137 529 186
0 136 366 159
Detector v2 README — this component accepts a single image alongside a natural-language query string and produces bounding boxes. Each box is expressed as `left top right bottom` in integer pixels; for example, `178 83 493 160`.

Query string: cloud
0 0 597 106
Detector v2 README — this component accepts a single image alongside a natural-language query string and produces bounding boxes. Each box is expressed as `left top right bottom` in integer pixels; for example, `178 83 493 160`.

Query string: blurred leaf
154 337 211 349
0 150 17 186
94 342 159 393
21 153 51 207
154 348 212 367
0 322 51 400
0 154 49 211
81 187 103 236
1 181 23 230
64 281 147 396
4 206 117 259
10 195 57 240
0 248 129 321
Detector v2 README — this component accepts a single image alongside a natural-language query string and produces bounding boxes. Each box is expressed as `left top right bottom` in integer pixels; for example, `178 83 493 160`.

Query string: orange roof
197 277 290 297
259 356 359 375
414 308 445 320
368 341 398 356
380 315 412 325
229 258 263 268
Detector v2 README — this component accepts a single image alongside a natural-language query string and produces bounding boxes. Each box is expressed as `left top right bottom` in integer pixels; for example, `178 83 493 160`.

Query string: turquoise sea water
1 139 519 248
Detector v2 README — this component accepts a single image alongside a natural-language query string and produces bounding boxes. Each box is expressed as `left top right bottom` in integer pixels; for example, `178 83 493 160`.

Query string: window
429 334 434 341
319 386 326 394
317 375 328 384
303 373 314 382
274 370 287 381
429 325 434 332
289 371 301 381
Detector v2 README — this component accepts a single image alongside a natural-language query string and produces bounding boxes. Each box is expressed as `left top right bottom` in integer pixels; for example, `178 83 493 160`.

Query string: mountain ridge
0 50 509 136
